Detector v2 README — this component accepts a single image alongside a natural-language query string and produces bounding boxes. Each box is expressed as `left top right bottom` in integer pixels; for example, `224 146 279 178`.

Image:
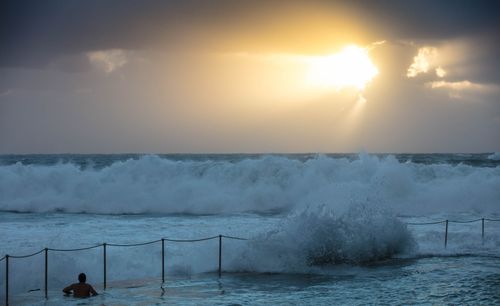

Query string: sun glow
306 45 379 90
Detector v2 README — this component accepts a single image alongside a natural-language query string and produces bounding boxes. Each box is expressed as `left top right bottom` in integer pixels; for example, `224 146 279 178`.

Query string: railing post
161 239 165 283
44 248 48 299
218 235 222 277
5 255 8 306
103 243 107 290
482 218 485 244
444 220 449 248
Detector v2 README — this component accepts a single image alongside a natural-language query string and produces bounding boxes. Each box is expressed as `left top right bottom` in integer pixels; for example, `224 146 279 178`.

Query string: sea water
0 153 499 305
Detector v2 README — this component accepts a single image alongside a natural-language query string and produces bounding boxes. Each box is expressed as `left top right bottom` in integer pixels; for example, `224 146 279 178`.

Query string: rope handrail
448 218 483 223
163 235 220 242
2 218 499 258
406 220 446 225
2 235 247 259
222 235 249 240
406 217 500 225
48 244 103 252
1 223 499 305
107 239 162 247
8 249 45 259
1 233 248 304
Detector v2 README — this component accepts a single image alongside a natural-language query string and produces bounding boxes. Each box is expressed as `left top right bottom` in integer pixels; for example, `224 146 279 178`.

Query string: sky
1 0 499 153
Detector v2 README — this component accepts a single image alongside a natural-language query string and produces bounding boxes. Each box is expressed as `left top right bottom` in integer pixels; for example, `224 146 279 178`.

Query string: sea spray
488 152 500 160
0 154 499 215
226 203 415 273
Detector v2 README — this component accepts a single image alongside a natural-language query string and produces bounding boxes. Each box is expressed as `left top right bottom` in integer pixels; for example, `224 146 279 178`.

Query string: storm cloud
1 0 499 153
2 0 499 69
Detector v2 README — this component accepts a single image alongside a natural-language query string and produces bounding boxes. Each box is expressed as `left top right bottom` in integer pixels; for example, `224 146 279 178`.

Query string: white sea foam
225 204 415 273
488 152 500 160
0 154 499 215
3 205 498 300
0 204 416 298
1 154 499 302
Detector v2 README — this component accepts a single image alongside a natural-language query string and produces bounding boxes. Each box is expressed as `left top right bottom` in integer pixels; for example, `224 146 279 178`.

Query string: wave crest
227 204 415 272
0 154 499 215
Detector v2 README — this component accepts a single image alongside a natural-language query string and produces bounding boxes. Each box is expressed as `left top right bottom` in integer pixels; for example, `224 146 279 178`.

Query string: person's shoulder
66 283 79 289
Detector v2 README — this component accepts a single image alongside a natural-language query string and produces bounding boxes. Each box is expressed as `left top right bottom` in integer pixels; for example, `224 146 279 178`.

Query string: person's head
78 273 86 283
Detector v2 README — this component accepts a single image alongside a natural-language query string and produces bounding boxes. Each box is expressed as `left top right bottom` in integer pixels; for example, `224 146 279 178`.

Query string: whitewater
0 153 499 305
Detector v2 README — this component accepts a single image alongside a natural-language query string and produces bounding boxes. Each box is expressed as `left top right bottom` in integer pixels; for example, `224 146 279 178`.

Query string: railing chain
1 221 498 304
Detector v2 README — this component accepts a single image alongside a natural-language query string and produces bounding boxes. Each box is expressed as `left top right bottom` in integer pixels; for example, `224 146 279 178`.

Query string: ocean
0 153 499 305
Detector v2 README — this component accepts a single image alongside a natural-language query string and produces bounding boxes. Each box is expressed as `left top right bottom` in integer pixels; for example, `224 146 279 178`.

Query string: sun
306 45 379 90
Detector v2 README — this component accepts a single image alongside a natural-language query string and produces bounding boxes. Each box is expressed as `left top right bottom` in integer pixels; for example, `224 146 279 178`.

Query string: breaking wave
225 204 415 273
488 152 500 160
0 203 416 299
0 154 499 215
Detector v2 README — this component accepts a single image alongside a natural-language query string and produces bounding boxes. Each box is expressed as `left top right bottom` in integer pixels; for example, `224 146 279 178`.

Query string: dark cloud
1 0 499 68
348 0 500 40
1 1 499 154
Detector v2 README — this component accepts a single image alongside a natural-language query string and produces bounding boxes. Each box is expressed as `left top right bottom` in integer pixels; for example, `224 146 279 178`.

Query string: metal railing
1 217 499 305
406 217 500 248
0 234 246 306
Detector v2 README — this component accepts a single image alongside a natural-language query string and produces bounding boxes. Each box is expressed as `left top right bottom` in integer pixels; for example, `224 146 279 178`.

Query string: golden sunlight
306 45 379 90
